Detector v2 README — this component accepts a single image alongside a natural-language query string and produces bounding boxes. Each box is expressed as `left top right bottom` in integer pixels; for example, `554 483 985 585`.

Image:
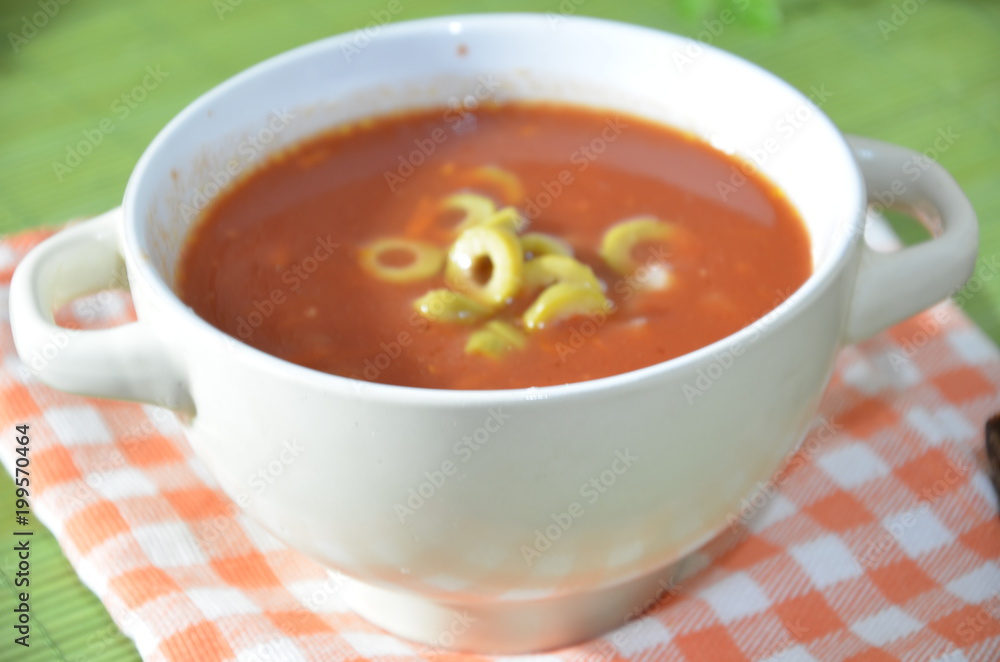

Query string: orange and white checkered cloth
1 228 999 662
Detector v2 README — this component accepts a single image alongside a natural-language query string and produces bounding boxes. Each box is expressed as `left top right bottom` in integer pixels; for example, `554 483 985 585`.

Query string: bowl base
340 554 702 654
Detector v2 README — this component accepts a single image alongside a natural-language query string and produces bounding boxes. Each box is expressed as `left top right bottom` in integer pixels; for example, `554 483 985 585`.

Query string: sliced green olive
412 288 489 323
524 254 602 291
448 198 525 236
465 320 527 359
521 232 573 260
522 282 612 330
469 165 524 204
599 216 674 276
444 193 497 231
482 206 527 235
359 237 445 283
445 225 524 306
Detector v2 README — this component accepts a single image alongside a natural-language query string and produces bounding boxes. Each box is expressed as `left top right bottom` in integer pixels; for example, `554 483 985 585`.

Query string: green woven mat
1 0 998 659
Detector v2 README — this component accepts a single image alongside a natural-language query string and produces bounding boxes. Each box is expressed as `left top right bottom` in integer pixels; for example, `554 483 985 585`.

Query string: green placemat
1 1 998 659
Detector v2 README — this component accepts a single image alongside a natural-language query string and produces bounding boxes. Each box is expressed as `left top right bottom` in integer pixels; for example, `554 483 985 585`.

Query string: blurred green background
1 0 998 659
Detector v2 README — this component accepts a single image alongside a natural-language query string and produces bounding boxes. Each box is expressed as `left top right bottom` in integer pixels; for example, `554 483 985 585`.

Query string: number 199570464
13 425 30 519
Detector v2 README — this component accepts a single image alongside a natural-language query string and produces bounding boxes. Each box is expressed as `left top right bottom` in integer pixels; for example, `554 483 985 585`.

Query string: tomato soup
176 104 811 389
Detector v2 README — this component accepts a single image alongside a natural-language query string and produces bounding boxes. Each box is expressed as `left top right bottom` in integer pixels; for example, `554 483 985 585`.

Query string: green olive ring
522 282 612 330
521 232 573 260
444 193 497 231
599 216 674 276
524 254 602 291
469 165 525 204
359 237 445 283
412 288 490 323
465 320 527 358
445 225 524 306
483 206 527 235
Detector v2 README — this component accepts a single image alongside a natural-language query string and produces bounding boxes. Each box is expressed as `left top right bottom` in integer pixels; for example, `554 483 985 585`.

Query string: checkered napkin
1 228 999 662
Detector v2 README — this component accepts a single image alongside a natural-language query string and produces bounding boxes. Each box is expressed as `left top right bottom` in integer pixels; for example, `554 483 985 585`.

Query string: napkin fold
1 228 999 662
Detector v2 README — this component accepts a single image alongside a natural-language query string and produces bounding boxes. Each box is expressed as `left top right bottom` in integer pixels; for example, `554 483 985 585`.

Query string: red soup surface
176 103 812 390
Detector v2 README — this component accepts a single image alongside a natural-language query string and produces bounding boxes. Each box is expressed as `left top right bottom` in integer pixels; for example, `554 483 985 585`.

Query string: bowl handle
843 135 978 343
9 207 193 413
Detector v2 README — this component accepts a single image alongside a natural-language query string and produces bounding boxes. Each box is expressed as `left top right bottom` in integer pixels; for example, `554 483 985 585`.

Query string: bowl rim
123 12 865 405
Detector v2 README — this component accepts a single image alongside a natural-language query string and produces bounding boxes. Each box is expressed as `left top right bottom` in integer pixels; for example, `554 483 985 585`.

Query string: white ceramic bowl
10 14 977 653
